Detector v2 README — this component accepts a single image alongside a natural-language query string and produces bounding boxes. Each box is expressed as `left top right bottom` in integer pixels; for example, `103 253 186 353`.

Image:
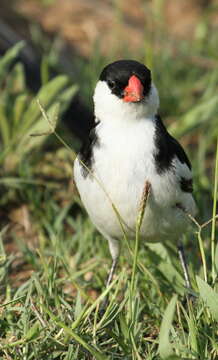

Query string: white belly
74 120 196 242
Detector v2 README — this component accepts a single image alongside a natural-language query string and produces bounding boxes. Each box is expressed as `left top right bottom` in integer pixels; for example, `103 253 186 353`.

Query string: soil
15 0 218 57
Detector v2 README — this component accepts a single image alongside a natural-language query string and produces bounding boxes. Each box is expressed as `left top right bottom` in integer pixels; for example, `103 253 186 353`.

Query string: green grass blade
41 304 108 360
170 95 218 137
0 102 10 146
196 276 218 321
13 94 29 128
211 137 218 283
21 75 70 132
158 294 178 359
180 304 198 354
0 41 25 83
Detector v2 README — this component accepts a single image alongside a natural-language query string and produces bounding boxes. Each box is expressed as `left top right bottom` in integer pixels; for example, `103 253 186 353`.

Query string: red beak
123 75 144 102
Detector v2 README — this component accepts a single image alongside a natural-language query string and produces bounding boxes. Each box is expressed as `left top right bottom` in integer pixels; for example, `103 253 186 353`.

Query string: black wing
154 114 193 192
79 120 100 178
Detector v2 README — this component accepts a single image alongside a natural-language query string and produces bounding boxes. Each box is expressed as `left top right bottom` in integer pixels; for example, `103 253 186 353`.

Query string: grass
0 4 218 359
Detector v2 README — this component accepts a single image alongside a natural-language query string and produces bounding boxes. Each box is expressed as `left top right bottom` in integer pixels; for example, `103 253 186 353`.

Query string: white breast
74 117 196 242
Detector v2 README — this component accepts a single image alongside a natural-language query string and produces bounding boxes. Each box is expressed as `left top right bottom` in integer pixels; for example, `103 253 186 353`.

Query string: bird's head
93 60 159 123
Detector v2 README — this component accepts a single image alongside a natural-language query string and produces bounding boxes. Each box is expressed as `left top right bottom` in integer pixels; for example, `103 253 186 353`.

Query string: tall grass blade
211 137 218 283
158 294 177 359
0 41 25 84
197 230 208 282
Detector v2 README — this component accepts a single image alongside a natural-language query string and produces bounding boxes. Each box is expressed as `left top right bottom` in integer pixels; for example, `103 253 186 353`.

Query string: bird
73 59 197 293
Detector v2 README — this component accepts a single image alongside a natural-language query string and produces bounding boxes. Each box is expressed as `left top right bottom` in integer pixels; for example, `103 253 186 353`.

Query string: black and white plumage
74 60 196 288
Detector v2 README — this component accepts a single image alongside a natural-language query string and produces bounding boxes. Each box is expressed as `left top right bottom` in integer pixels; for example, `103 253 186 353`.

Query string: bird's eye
107 80 116 90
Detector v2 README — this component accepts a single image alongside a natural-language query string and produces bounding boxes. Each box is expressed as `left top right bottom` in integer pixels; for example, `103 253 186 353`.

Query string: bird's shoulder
154 114 193 193
78 119 100 177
